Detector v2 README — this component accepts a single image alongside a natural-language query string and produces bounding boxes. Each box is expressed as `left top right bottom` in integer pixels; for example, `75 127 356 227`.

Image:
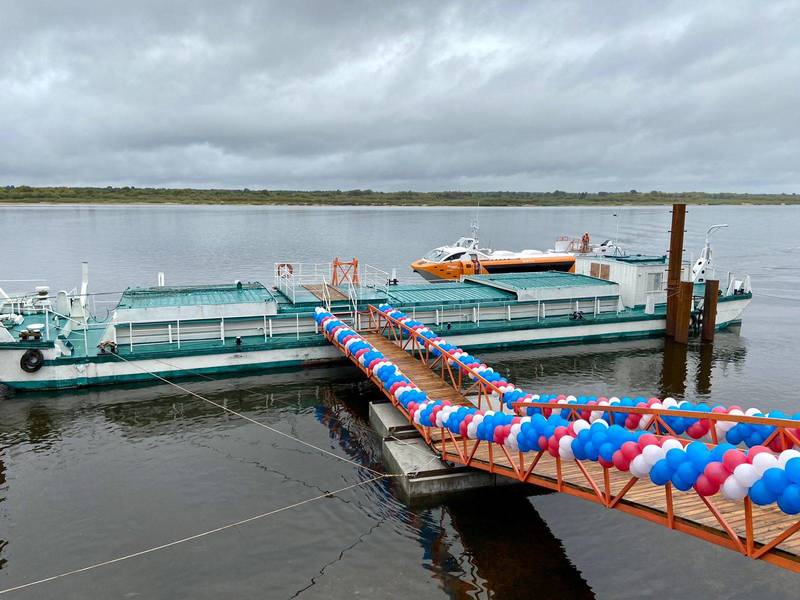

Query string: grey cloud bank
1 0 798 192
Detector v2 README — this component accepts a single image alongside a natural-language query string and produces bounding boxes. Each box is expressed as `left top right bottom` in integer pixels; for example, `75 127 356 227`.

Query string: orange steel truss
367 305 506 412
331 305 800 572
331 257 360 286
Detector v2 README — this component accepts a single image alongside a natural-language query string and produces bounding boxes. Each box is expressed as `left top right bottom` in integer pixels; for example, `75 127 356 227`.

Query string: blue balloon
599 442 615 462
676 461 700 485
763 467 789 495
650 459 672 486
786 457 800 484
749 480 778 506
777 484 800 515
671 473 693 492
666 448 685 470
686 442 710 469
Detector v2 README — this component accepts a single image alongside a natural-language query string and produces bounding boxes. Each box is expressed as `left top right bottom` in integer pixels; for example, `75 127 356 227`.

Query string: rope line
0 475 393 596
110 353 386 476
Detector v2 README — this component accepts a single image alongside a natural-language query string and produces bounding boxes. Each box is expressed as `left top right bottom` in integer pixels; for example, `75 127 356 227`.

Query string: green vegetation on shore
1 186 798 206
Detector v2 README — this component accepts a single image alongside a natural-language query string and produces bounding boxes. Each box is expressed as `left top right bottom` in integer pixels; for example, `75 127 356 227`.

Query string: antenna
705 224 728 243
470 203 480 243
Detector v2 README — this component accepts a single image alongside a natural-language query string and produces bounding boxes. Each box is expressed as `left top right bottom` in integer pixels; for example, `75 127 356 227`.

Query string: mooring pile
316 305 800 515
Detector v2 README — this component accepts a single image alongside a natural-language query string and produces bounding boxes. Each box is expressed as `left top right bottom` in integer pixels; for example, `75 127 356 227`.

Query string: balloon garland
318 306 800 515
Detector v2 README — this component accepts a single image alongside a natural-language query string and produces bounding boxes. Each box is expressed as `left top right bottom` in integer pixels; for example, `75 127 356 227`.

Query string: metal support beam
666 204 686 337
673 280 693 344
701 279 719 342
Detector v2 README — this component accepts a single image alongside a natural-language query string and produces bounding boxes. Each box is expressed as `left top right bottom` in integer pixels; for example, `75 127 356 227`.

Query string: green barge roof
464 271 616 291
117 283 275 310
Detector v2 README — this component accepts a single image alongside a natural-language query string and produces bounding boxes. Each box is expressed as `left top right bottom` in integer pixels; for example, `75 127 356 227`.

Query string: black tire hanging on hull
20 349 45 373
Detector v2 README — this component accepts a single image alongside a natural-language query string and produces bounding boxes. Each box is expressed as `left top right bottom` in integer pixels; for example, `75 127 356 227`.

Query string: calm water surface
0 205 799 598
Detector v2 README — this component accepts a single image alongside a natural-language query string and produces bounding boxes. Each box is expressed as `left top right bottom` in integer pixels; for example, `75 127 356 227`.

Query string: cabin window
591 263 610 279
424 249 447 261
646 272 663 292
444 252 466 261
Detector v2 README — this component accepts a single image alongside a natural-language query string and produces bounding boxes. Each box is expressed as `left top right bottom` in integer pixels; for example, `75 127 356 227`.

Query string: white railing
273 262 332 303
361 264 391 293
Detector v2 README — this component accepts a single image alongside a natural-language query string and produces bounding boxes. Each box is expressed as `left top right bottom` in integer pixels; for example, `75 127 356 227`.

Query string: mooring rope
109 353 387 476
0 475 393 596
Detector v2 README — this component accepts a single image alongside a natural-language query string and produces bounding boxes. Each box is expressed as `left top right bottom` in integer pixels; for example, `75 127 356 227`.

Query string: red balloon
747 445 770 463
598 456 614 469
638 434 659 450
705 462 730 485
554 426 568 440
621 441 641 461
538 435 548 450
723 449 747 472
613 451 631 471
695 474 720 497
459 422 468 437
686 422 705 439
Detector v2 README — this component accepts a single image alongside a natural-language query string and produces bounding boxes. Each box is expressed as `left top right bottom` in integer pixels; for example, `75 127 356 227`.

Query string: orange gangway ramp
319 305 800 573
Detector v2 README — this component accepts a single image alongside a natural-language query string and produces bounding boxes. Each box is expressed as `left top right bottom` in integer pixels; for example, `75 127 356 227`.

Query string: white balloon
520 416 532 424
467 422 478 439
733 463 759 488
484 410 495 417
721 476 748 501
566 395 577 402
593 418 609 429
608 397 620 404
510 423 522 436
745 407 762 417
629 454 651 477
559 435 575 450
573 420 590 434
506 432 518 450
599 400 610 407
661 439 684 452
751 452 779 475
717 420 736 432
559 445 574 460
472 414 484 425
639 414 654 429
663 397 678 409
589 410 604 423
642 444 666 466
778 449 800 468
728 408 744 417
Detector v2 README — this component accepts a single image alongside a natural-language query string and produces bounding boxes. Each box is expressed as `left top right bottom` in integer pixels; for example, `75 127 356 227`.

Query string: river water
0 204 799 598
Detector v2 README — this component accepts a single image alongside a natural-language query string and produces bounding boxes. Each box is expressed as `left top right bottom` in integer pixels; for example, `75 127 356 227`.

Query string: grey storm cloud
1 0 799 192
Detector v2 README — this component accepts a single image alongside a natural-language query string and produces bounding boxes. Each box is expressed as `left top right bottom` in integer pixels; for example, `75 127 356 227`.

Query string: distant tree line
0 186 797 206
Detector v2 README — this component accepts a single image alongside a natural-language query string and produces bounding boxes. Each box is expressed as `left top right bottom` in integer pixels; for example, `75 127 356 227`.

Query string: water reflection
482 333 747 403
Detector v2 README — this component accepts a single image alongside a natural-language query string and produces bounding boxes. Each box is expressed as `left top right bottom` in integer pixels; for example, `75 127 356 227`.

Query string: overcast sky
2 1 798 192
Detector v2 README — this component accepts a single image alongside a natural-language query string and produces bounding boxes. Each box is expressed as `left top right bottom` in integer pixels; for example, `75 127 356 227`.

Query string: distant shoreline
1 187 798 207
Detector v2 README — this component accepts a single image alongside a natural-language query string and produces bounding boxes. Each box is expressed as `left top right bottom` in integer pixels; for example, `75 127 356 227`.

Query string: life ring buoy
277 263 294 276
20 349 44 373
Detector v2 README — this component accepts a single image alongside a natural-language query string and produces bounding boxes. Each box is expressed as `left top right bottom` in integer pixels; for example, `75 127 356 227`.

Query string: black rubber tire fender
20 349 44 373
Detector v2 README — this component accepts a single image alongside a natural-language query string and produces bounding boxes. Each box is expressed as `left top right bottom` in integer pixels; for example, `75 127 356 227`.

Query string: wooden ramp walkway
323 314 800 573
304 283 348 302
